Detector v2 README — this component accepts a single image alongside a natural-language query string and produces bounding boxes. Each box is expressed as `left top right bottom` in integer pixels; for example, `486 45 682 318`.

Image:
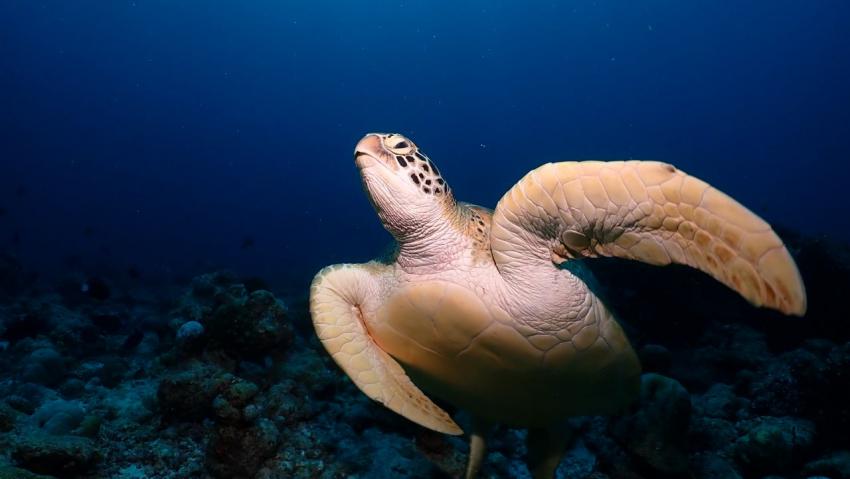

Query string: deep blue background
1 1 848 290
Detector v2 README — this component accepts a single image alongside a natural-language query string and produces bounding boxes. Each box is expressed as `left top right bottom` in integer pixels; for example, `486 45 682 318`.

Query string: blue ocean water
1 2 850 478
1 1 848 288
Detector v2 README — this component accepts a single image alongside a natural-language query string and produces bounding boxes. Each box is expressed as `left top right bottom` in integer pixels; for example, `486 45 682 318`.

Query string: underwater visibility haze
1 1 849 478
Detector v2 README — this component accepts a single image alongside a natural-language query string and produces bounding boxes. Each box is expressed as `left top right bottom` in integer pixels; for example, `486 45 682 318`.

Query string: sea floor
0 229 848 479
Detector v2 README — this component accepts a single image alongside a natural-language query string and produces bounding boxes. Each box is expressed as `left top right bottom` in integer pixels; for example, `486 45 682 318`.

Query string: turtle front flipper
490 161 806 316
310 263 463 435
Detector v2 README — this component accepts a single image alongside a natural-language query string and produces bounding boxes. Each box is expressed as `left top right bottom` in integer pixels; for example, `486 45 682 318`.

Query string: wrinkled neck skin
359 158 467 276
491 232 597 332
502 253 596 331
390 200 466 276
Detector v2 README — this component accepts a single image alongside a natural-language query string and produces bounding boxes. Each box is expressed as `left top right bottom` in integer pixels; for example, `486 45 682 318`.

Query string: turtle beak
354 133 391 170
354 150 376 169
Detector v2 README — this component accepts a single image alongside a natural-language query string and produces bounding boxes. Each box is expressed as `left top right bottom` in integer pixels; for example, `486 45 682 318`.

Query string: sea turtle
310 133 806 478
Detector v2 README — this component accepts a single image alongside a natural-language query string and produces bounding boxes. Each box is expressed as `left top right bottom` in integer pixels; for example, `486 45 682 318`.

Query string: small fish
241 236 255 250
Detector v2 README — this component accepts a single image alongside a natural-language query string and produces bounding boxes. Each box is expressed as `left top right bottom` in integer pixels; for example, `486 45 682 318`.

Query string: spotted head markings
384 134 449 197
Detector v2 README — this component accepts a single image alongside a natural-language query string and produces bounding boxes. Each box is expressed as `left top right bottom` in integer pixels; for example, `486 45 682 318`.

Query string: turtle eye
385 134 415 155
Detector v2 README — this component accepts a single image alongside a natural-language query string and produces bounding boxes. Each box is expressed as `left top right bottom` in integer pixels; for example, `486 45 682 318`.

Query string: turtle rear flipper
310 263 463 435
491 161 806 316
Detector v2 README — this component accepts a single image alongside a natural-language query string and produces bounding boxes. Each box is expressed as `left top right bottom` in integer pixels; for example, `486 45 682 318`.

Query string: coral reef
11 434 99 476
610 373 692 474
0 231 847 478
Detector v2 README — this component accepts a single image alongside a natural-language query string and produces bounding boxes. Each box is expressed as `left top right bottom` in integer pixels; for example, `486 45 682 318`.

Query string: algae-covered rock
221 377 259 407
11 434 99 476
176 320 205 353
0 401 21 432
74 414 102 438
611 373 692 474
690 452 743 479
32 399 86 435
206 290 292 357
171 272 292 358
749 348 819 417
804 450 850 478
172 271 240 322
555 439 597 478
157 364 229 422
190 271 239 301
21 347 66 387
0 466 54 479
350 427 446 478
689 416 737 451
206 417 280 478
212 377 260 424
694 383 745 420
734 416 815 473
6 393 38 415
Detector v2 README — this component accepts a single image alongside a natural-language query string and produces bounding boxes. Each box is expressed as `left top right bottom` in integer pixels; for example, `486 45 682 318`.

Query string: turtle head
355 133 454 241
